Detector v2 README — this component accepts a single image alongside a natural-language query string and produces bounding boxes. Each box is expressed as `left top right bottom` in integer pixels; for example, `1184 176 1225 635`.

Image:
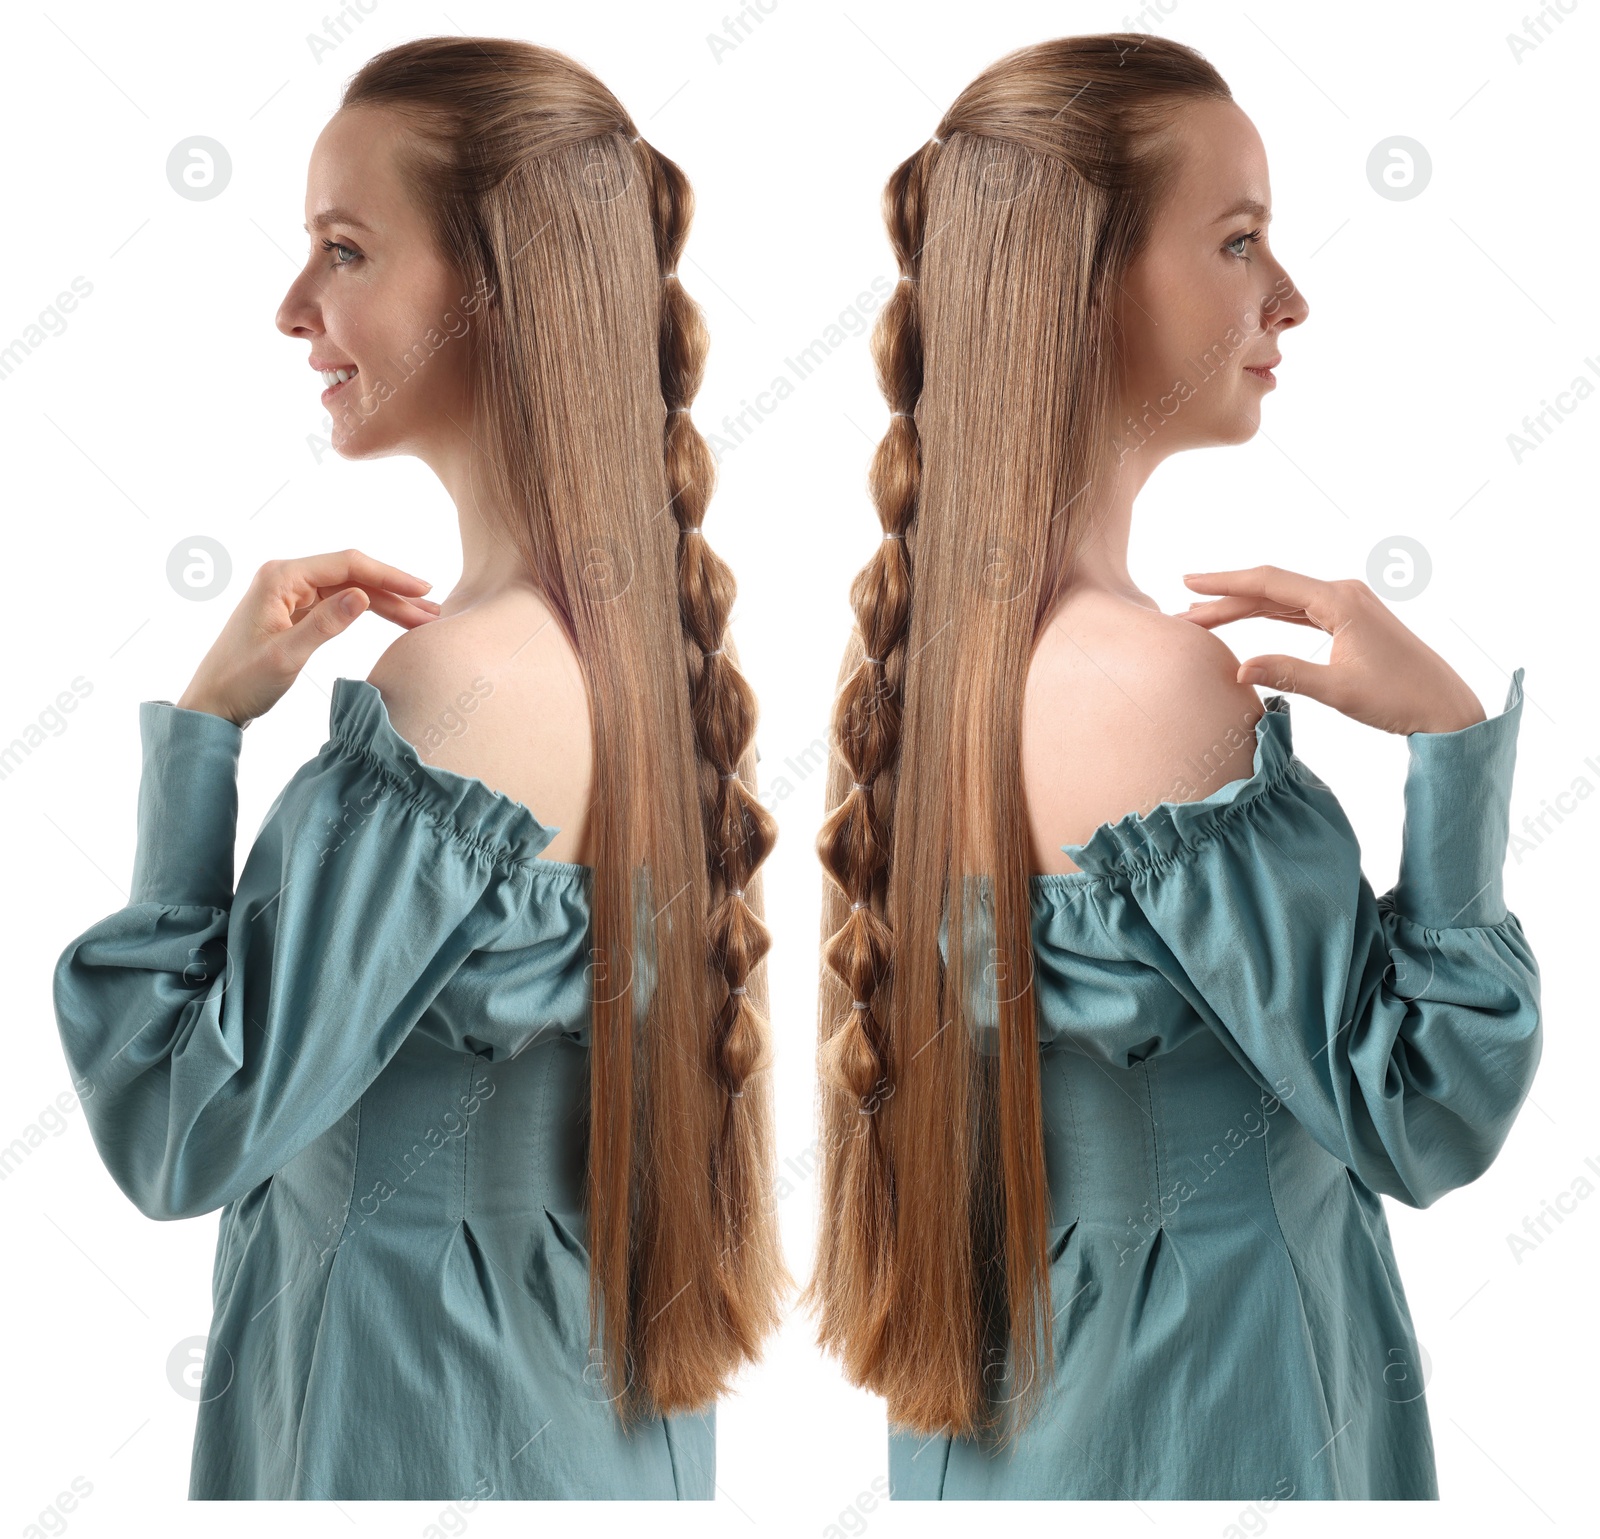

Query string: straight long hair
803 34 1234 1444
343 36 788 1423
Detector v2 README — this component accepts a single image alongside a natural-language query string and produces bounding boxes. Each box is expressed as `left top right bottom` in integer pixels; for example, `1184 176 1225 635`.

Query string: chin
329 401 403 459
330 422 391 460
1216 407 1262 445
334 433 406 462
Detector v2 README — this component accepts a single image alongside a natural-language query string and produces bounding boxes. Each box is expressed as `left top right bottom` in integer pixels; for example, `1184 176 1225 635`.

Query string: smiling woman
54 34 785 1503
278 125 491 451
805 31 1539 1503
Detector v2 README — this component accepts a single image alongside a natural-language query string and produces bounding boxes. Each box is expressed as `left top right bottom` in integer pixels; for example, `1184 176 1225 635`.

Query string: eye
320 237 361 267
1225 228 1264 260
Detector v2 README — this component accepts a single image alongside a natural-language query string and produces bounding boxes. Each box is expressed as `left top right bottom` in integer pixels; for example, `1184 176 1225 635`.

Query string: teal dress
893 668 1540 1500
52 678 714 1500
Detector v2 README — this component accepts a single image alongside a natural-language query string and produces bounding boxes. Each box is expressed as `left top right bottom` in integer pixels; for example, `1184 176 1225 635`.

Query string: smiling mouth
320 366 359 402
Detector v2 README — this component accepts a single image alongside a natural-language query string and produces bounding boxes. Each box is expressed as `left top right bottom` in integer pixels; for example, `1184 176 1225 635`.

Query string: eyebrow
304 208 374 234
1213 199 1272 224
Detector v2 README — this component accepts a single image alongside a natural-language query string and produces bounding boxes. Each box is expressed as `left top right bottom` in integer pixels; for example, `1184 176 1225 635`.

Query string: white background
3 0 1594 1534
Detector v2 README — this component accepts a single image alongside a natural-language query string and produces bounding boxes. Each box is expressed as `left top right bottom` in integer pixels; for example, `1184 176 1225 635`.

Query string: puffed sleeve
1059 667 1540 1210
52 689 547 1220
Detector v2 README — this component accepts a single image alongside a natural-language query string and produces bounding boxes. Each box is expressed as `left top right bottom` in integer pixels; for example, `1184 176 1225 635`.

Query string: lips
313 360 360 405
1244 355 1281 385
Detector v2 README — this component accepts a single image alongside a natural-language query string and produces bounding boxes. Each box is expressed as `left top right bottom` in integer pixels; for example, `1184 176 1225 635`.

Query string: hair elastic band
720 771 741 781
729 984 747 995
669 405 690 414
864 656 883 665
852 1000 869 1010
704 646 724 658
884 531 905 541
729 1090 744 1098
727 886 744 897
891 410 912 418
851 781 870 791
683 524 703 533
930 135 943 145
631 133 643 143
851 900 867 910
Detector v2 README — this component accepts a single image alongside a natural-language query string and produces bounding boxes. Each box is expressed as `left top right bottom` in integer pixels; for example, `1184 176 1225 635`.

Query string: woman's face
1111 97 1309 464
276 105 482 462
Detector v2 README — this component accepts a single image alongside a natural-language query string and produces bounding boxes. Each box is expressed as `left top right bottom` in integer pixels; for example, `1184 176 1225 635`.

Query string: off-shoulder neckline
1032 666 1527 890
1031 690 1292 890
327 677 593 884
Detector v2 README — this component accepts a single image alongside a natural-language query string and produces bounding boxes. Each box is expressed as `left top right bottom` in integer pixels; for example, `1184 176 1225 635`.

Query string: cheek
1122 260 1229 395
1157 303 1261 428
391 276 474 378
1165 287 1238 375
345 311 478 457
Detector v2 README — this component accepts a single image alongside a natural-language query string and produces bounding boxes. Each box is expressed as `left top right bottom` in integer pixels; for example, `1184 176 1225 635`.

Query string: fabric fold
132 700 245 908
328 677 564 870
53 677 705 1498
1393 667 1525 928
55 680 565 1221
1047 667 1541 1210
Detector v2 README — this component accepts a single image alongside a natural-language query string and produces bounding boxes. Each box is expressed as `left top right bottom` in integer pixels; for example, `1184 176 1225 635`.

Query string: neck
1060 434 1164 606
420 419 536 616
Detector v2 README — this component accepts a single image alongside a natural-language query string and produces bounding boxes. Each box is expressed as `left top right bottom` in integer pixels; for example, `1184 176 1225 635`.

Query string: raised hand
175 548 439 727
1177 565 1486 736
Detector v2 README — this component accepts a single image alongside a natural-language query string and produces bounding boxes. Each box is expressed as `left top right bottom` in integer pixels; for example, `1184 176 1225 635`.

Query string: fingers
294 585 436 635
266 551 439 637
262 548 433 604
1177 594 1322 631
211 554 439 721
301 586 439 619
1237 653 1338 705
1183 565 1342 628
274 587 369 671
361 589 440 629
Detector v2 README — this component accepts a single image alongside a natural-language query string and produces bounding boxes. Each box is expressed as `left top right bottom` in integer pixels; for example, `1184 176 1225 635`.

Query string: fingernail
340 590 364 615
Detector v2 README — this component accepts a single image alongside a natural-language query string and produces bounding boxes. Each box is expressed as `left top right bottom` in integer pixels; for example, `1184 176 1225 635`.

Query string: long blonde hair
343 36 788 1422
803 34 1234 1444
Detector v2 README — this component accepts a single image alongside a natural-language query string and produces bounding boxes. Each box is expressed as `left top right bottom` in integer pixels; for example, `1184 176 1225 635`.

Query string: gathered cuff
1392 667 1526 929
130 700 245 908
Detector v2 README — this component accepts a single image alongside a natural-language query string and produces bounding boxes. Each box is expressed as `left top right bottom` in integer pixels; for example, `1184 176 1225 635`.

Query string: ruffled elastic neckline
1037 692 1296 887
327 677 591 883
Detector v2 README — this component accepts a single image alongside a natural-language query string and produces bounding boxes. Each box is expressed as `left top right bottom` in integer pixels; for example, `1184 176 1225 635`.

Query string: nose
275 262 320 341
1262 257 1310 334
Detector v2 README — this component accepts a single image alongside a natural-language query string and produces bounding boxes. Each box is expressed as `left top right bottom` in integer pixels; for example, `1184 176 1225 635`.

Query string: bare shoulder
1022 593 1264 874
365 589 595 863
